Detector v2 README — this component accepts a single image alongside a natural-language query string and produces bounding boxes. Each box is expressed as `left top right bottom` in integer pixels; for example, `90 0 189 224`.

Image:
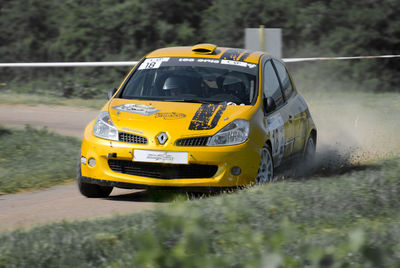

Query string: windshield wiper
122 96 226 104
168 99 221 104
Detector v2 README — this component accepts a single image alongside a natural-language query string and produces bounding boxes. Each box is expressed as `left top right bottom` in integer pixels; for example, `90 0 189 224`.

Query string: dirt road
0 185 156 231
0 104 98 138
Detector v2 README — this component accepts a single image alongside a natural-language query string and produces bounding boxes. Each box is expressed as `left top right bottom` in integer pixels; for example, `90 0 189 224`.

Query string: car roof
145 44 270 64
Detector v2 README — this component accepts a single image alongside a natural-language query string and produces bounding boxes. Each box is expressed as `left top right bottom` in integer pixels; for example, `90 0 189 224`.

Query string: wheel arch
309 128 317 146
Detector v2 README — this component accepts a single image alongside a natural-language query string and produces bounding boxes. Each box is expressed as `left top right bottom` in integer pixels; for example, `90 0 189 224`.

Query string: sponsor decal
221 59 256 69
220 49 245 61
196 58 220 64
179 58 195 62
220 49 253 62
154 112 186 120
146 152 174 162
266 114 285 166
112 104 160 116
178 57 256 68
238 51 251 61
189 103 227 130
134 149 188 164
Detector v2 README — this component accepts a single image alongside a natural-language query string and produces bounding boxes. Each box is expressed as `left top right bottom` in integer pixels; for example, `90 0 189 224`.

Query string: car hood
108 98 254 140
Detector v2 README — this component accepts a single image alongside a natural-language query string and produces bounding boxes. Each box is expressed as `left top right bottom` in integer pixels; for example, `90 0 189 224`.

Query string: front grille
175 137 210 146
108 159 218 179
119 132 148 144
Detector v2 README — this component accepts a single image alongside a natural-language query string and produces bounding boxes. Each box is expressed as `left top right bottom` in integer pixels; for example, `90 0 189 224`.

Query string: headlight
208 119 249 146
93 111 118 141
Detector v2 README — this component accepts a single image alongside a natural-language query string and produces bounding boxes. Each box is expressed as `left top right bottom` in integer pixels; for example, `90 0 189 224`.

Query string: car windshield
120 57 258 105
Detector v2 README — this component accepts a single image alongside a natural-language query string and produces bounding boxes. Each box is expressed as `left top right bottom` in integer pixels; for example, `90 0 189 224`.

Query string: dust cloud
282 91 400 178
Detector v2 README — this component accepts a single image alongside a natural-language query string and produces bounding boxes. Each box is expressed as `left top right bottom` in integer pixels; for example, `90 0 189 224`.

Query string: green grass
0 157 399 267
0 125 81 194
0 91 105 110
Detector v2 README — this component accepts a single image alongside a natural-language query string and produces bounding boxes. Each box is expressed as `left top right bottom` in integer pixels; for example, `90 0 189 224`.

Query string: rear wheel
256 144 274 184
77 165 113 198
303 135 316 163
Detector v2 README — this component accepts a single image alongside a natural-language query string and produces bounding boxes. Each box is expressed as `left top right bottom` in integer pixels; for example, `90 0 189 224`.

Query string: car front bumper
80 122 261 188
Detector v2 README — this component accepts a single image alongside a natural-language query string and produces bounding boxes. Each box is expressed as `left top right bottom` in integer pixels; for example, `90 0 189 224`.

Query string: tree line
0 0 399 96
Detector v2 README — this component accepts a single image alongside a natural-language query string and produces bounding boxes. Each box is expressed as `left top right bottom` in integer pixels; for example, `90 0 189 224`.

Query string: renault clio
78 44 317 197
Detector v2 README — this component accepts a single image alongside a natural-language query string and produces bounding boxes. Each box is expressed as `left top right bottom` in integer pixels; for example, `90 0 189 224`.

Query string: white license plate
133 149 188 164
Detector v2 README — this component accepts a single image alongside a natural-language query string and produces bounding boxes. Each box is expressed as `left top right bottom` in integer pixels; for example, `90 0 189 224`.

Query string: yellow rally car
78 44 317 197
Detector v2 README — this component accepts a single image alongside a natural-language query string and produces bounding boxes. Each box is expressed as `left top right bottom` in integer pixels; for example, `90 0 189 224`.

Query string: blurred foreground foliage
0 0 399 97
1 157 400 267
0 125 80 194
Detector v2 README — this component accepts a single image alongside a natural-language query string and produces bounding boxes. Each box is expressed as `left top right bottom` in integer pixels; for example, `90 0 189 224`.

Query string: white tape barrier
0 55 399 67
283 55 400 63
0 61 139 67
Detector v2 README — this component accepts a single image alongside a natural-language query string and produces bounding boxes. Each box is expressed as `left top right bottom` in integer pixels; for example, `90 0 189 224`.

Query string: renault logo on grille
157 132 168 145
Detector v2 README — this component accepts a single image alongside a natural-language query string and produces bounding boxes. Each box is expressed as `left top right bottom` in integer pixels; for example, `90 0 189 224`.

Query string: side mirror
263 97 276 114
107 88 117 100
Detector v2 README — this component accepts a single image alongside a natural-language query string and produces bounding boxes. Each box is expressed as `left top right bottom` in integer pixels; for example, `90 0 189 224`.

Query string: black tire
256 144 274 184
303 135 316 163
77 164 113 198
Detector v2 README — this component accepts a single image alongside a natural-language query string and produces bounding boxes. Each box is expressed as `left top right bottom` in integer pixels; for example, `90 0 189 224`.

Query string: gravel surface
0 104 158 232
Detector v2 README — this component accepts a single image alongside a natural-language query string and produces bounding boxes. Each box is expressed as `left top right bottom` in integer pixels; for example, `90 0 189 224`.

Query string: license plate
133 149 188 164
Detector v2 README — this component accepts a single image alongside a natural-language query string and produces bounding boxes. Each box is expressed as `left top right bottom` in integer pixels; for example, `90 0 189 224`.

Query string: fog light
81 156 87 165
88 158 96 167
231 166 241 176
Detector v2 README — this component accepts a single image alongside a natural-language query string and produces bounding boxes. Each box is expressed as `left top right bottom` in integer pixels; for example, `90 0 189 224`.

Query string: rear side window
263 60 284 106
273 59 293 100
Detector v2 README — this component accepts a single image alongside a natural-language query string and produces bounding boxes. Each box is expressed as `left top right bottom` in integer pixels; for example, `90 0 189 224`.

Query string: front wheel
256 144 274 184
77 165 113 198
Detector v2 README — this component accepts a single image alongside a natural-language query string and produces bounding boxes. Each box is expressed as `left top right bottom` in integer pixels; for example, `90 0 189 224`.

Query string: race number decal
138 57 170 70
266 114 285 166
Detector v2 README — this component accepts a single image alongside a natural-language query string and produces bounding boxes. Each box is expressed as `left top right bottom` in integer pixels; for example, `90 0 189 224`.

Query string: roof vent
192 43 217 54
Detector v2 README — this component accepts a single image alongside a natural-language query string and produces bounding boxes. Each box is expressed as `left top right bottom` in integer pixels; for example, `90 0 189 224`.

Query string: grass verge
0 157 399 267
0 125 80 194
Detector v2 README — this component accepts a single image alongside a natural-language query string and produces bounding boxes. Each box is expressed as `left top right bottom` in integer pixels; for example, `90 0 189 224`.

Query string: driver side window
263 60 283 107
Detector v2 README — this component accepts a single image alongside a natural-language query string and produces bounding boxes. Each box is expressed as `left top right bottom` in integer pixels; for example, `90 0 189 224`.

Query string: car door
272 59 307 155
262 59 294 167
